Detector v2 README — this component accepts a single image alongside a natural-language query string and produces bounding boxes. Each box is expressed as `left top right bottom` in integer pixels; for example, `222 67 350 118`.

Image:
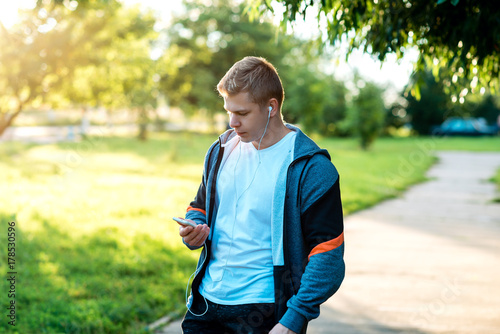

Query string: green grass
493 169 500 186
316 135 500 213
425 135 500 151
490 167 500 203
0 133 498 333
0 133 209 334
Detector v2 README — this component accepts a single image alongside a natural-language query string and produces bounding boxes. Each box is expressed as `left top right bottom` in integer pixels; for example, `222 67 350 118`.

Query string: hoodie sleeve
280 155 345 333
185 178 208 224
182 178 209 250
182 142 218 250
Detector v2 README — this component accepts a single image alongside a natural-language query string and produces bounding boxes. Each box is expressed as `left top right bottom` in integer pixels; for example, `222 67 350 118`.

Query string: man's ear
268 98 279 117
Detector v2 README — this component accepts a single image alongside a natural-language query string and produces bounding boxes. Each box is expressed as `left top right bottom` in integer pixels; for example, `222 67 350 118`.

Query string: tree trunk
0 104 23 138
137 107 148 141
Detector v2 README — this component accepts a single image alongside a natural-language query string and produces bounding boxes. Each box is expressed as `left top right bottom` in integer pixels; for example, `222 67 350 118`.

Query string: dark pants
181 297 276 334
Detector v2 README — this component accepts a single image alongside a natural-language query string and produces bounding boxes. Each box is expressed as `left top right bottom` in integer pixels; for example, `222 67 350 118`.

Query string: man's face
224 92 268 143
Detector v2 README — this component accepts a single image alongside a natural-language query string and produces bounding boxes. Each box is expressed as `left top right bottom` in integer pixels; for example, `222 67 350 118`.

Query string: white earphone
268 106 272 115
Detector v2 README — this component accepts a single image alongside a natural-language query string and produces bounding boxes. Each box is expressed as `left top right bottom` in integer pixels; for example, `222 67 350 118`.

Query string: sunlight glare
0 0 36 28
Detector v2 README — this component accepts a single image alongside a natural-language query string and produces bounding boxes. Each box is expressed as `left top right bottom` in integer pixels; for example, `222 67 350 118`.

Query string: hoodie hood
218 124 331 162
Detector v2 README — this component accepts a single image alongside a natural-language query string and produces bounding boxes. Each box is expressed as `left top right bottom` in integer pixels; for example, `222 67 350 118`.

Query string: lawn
491 166 500 202
0 132 498 333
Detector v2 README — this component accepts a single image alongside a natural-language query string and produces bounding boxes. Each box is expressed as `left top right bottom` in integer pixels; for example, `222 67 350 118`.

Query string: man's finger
185 225 209 247
191 226 209 246
179 225 194 237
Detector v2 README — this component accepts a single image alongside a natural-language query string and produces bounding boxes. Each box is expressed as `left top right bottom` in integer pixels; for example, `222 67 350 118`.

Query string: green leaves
437 0 460 6
160 0 325 123
0 0 160 138
253 0 499 100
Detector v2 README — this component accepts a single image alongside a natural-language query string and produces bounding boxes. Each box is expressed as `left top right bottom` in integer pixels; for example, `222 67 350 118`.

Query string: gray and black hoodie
184 124 345 333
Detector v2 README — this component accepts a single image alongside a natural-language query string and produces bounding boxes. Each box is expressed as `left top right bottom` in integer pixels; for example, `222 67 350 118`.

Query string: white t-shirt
200 131 296 305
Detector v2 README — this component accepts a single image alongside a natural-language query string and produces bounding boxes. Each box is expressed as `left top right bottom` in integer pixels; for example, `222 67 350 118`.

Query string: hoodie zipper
282 155 312 295
207 138 224 230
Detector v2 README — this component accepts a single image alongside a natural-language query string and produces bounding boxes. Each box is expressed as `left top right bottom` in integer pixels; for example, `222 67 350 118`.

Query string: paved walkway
158 151 500 334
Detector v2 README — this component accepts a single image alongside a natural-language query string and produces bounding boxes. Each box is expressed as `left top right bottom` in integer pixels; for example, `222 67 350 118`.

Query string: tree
404 68 500 134
384 102 410 135
404 70 449 135
160 0 344 131
284 66 347 136
59 5 159 140
249 0 500 97
472 95 500 125
0 0 118 136
160 0 294 121
0 0 159 139
316 76 348 136
350 79 386 149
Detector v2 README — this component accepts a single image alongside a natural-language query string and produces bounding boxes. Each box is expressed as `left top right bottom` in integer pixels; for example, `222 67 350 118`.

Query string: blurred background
0 0 499 333
1 0 499 144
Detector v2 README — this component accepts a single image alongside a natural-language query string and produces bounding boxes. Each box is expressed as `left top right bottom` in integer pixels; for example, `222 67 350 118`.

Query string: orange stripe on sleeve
308 232 344 260
186 206 206 216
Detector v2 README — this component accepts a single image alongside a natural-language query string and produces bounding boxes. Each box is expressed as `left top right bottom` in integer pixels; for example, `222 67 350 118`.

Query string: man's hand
269 323 297 334
178 220 209 247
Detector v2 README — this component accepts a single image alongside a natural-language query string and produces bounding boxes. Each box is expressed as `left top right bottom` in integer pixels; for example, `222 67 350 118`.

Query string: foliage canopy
160 0 349 135
0 0 159 137
249 0 500 97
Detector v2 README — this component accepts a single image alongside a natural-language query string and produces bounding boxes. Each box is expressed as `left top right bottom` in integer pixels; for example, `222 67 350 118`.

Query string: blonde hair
217 56 284 109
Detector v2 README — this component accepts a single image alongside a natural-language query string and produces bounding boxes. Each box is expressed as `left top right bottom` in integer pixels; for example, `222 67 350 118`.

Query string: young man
177 56 344 334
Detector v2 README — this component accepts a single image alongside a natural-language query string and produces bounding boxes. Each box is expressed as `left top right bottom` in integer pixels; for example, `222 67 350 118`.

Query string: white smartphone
172 217 197 228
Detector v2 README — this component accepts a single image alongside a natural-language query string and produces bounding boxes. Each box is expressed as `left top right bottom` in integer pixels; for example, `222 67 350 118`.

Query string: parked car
431 117 498 136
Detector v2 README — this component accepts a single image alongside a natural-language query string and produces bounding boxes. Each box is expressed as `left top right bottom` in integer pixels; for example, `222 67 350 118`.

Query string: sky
0 0 418 97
